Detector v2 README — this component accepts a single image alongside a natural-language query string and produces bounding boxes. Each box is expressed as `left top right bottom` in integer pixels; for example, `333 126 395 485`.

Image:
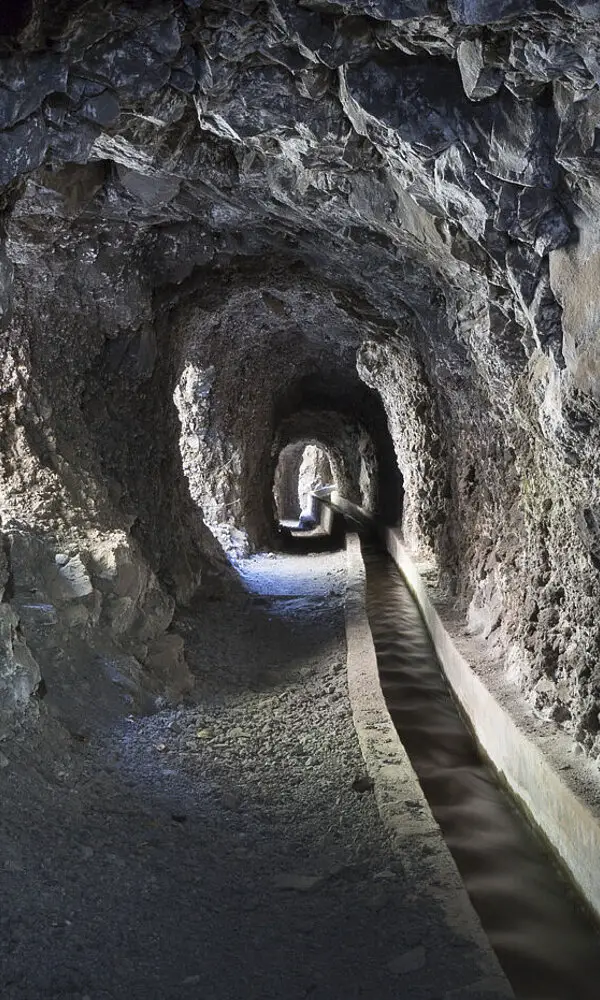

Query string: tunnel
2 1 600 998
273 442 334 526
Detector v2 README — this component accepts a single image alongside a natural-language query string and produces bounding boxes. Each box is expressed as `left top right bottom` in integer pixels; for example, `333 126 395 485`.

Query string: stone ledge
344 533 513 1000
385 526 600 924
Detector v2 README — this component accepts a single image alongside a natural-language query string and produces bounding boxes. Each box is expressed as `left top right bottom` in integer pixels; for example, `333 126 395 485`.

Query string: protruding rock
449 0 536 23
457 39 504 101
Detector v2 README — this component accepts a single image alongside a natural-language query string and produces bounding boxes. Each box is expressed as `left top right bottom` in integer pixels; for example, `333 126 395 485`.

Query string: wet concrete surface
363 543 600 1000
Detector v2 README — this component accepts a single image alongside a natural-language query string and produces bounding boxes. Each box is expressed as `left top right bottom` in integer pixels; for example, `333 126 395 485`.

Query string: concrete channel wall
344 534 514 999
384 527 600 924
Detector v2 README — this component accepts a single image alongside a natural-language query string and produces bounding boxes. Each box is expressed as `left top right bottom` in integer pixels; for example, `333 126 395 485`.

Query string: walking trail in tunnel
0 549 494 1000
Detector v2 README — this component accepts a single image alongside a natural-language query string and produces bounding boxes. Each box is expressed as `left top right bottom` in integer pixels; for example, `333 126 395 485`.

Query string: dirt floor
0 549 498 1000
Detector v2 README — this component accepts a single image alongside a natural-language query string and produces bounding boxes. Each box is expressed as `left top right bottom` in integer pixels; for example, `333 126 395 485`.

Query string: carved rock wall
2 1 600 752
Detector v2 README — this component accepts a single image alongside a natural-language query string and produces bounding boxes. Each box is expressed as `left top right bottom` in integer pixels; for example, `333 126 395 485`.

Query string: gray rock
0 113 47 185
344 54 463 155
388 945 427 974
448 0 536 22
457 39 504 101
78 90 120 126
273 873 325 891
0 246 14 330
47 116 100 163
0 53 67 129
52 556 94 601
0 604 41 727
116 166 180 207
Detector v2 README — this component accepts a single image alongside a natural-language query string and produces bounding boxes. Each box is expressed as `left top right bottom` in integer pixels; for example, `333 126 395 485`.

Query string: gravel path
1 549 485 1000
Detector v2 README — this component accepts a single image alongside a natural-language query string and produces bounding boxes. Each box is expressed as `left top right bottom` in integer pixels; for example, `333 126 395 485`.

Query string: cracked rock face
2 0 600 754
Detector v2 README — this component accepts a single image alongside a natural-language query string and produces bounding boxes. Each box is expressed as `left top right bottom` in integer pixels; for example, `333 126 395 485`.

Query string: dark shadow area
0 0 33 36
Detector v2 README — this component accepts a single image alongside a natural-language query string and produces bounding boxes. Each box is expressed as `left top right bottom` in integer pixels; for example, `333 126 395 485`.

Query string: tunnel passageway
363 543 600 1000
4 2 600 997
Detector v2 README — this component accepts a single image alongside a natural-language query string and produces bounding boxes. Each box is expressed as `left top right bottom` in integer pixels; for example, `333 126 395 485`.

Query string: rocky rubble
1 1 600 752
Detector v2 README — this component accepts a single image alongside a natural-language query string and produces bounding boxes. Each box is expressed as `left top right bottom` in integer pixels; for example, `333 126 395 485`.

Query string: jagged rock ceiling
2 1 600 759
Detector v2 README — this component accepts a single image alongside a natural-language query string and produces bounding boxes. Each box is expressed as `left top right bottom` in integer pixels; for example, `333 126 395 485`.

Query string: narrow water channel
362 543 600 1000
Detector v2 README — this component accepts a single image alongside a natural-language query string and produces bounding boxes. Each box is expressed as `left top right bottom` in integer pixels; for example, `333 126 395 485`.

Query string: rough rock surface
1 0 600 751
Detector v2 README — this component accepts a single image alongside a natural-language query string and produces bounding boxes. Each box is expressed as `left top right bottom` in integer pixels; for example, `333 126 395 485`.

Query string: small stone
4 860 24 872
445 975 511 997
388 945 426 975
0 751 9 768
273 873 324 891
373 869 397 881
352 772 374 793
221 792 240 810
457 39 503 101
181 974 201 985
79 91 121 126
366 889 388 912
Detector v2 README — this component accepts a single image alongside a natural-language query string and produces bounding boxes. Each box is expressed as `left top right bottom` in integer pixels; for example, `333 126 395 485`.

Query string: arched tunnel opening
3 2 600 999
273 442 335 527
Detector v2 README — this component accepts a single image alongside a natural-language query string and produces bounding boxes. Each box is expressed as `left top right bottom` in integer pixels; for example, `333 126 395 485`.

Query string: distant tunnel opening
273 442 334 527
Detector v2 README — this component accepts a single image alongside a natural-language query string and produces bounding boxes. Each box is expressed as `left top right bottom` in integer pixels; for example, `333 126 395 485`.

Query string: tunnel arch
273 411 374 512
3 0 600 756
273 442 335 525
160 271 406 559
270 400 403 535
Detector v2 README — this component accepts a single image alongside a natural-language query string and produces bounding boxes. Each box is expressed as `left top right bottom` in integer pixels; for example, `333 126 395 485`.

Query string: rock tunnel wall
1 0 600 755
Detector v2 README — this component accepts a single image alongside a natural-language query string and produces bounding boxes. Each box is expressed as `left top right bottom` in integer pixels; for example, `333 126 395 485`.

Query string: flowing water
363 543 600 1000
